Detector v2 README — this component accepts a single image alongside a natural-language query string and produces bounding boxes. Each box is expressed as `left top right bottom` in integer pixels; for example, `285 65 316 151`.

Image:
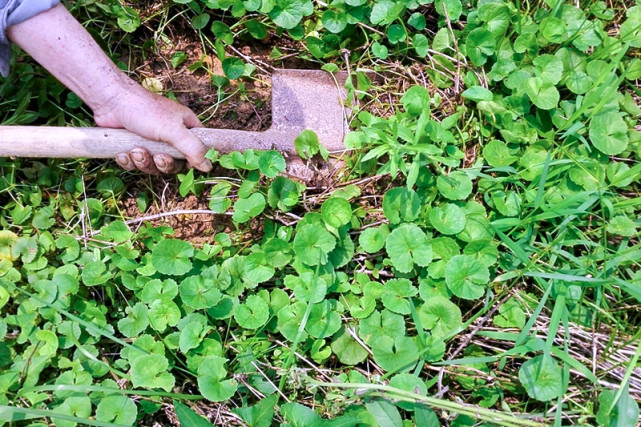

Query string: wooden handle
0 126 343 159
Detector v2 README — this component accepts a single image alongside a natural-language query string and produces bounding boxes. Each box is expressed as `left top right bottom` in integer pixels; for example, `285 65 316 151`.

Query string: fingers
183 110 205 129
153 153 185 174
166 128 213 172
115 149 186 174
115 153 136 171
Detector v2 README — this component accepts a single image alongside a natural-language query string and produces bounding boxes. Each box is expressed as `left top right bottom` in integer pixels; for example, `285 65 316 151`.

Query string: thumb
167 127 212 172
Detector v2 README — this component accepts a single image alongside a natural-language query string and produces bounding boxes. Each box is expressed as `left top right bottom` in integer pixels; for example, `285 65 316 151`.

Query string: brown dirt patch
119 176 234 245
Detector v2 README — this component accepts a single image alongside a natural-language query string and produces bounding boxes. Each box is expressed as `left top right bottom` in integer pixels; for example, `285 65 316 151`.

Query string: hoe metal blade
0 69 348 159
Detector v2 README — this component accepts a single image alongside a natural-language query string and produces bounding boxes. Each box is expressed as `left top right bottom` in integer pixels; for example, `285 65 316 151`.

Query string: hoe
0 69 348 164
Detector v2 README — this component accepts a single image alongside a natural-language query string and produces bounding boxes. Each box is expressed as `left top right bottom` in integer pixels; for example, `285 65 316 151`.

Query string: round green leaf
198 356 238 402
371 335 420 373
180 275 222 310
429 203 466 235
293 224 336 265
192 13 211 30
434 0 462 20
306 300 341 338
258 150 286 177
222 57 245 79
359 226 389 253
321 197 352 227
387 24 406 44
533 54 563 85
607 216 637 237
466 28 496 66
371 42 388 60
322 10 347 33
233 193 266 223
130 354 175 392
518 354 563 402
445 255 490 300
382 187 421 223
385 224 433 273
234 295 269 329
269 0 303 29
331 326 368 365
437 172 473 200
589 112 629 155
268 176 301 211
96 396 137 426
152 239 194 276
413 34 429 58
525 77 560 110
418 296 462 338
483 140 518 167
596 389 640 427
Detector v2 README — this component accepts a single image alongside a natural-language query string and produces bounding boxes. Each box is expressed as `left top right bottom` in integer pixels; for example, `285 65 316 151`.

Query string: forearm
6 3 130 112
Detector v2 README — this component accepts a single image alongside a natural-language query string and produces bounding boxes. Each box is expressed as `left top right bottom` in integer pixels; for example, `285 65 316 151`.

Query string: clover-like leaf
258 150 286 177
331 326 368 365
232 395 278 427
233 193 266 223
483 140 518 167
533 54 563 85
321 197 352 228
518 354 563 402
287 272 327 303
293 224 336 266
371 335 420 373
381 278 417 315
445 255 490 300
322 9 347 33
151 239 194 276
234 295 269 329
117 302 149 338
209 182 232 213
385 224 433 273
141 278 178 303
277 301 308 342
130 353 175 392
306 300 341 339
429 203 466 235
81 261 111 286
607 216 637 237
437 172 473 200
589 112 629 155
525 77 560 110
358 309 405 344
180 275 222 310
268 176 302 211
180 322 211 354
493 298 526 329
419 296 462 338
401 86 431 115
198 356 238 402
294 129 321 159
148 298 181 332
382 187 421 224
359 225 389 253
96 396 137 426
596 387 640 427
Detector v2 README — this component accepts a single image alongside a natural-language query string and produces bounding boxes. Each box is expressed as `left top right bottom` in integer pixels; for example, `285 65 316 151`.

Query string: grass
0 0 640 426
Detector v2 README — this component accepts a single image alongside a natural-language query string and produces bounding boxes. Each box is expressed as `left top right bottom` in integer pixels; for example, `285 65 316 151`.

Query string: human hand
93 79 212 174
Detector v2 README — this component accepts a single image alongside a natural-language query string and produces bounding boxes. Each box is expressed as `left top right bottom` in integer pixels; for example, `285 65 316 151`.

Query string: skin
6 4 212 174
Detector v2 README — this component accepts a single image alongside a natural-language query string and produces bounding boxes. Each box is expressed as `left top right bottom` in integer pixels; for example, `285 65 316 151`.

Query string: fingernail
131 151 145 162
197 159 213 172
116 154 129 165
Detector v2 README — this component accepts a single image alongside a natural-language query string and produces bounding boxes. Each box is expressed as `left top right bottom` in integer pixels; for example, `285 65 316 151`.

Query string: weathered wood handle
0 126 343 159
